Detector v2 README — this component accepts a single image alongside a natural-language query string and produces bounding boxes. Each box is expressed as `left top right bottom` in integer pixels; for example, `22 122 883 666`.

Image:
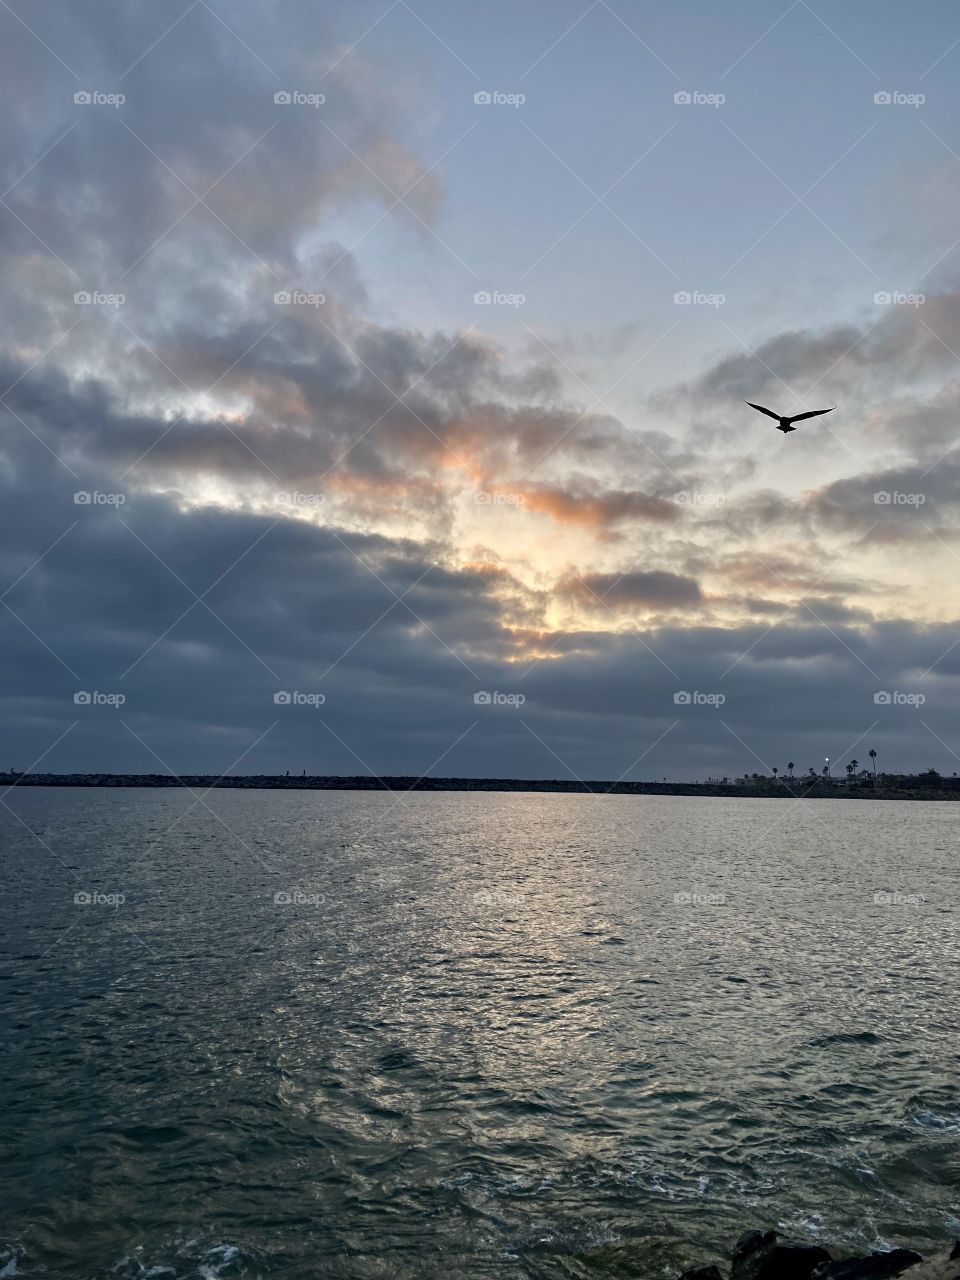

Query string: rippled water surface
2 788 959 1278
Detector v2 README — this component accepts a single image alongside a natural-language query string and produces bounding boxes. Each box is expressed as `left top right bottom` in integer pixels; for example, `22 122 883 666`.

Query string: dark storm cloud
560 569 703 612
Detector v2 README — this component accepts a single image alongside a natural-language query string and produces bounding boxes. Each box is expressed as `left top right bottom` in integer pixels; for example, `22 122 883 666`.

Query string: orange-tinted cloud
509 484 677 530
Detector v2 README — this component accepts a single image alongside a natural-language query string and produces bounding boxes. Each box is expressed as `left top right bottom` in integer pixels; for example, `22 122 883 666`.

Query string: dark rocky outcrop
731 1230 832 1280
811 1249 924 1278
670 1236 960 1280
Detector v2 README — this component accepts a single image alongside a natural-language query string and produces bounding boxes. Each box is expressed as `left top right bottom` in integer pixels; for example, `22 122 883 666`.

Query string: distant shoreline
2 773 958 800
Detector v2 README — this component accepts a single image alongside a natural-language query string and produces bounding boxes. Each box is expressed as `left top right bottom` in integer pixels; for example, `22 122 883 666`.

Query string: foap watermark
874 490 925 506
474 690 525 707
278 491 324 507
473 890 527 911
873 890 925 906
74 490 125 506
74 691 125 707
474 490 525 506
274 289 325 307
674 490 725 506
74 290 125 308
274 691 325 707
673 890 726 906
74 890 125 906
874 290 925 307
474 290 526 308
874 690 925 706
874 90 924 108
673 290 725 307
274 90 325 107
274 889 325 906
674 690 725 707
674 90 725 108
74 90 125 108
473 90 525 108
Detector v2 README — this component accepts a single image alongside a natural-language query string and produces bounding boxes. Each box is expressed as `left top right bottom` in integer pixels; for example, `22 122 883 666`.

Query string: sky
1 0 959 781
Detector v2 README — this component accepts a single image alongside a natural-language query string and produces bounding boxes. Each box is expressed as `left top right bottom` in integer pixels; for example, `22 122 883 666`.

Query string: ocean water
1 787 958 1279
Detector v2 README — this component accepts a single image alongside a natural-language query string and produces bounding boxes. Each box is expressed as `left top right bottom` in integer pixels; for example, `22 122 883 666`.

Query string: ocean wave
913 1109 960 1132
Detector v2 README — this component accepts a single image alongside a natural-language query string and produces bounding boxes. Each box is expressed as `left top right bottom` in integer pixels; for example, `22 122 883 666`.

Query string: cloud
512 483 678 531
0 3 443 279
559 568 703 612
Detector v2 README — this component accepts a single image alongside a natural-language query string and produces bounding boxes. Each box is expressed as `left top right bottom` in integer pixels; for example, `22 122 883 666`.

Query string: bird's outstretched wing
744 401 781 420
788 407 835 422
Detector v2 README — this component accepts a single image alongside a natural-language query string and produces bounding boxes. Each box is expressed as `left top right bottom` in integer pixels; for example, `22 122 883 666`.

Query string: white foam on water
914 1110 960 1132
191 1244 241 1278
102 1242 246 1280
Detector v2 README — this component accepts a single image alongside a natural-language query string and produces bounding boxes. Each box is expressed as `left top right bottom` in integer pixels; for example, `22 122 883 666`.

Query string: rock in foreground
731 1230 832 1280
673 1232 960 1280
811 1249 924 1278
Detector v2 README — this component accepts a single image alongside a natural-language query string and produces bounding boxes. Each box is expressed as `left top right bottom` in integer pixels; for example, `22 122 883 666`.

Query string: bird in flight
745 402 835 433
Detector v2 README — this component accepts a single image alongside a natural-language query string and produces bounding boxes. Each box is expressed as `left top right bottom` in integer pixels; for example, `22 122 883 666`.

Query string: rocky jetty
1 771 959 801
675 1232 960 1280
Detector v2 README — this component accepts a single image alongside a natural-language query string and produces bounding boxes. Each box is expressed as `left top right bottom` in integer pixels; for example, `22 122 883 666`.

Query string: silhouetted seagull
745 401 835 433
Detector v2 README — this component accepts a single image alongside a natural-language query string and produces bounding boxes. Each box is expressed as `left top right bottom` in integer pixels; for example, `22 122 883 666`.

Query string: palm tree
846 762 855 781
869 748 877 781
787 761 795 778
850 758 859 773
772 766 779 782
